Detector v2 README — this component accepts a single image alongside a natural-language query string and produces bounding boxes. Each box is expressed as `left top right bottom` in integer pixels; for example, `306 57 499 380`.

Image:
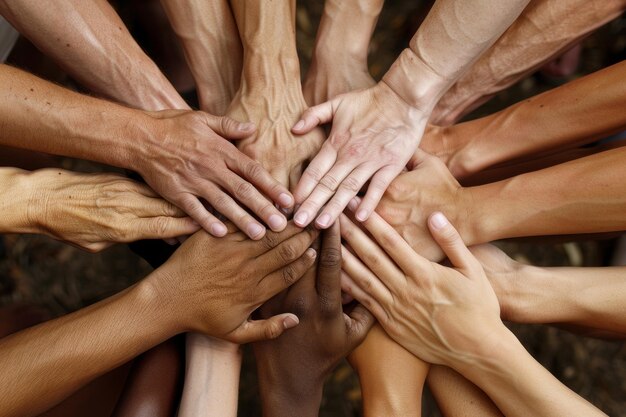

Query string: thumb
205 114 256 140
227 313 300 344
292 99 335 134
346 304 375 344
428 212 480 274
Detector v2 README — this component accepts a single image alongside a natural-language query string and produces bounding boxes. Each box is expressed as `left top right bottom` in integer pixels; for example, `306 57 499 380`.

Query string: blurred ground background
0 1 625 416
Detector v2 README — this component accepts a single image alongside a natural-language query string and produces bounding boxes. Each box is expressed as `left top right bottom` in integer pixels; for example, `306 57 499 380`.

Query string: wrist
140 266 187 336
0 168 39 233
241 50 302 97
259 377 323 417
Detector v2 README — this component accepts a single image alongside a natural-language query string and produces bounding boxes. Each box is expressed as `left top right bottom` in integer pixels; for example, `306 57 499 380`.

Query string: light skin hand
253 223 374 417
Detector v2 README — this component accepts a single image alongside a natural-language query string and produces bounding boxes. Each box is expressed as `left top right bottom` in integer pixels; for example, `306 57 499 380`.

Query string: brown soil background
0 1 624 416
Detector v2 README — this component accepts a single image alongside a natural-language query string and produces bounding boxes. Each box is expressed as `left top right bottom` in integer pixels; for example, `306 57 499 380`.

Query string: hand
340 208 503 367
152 222 319 343
292 81 428 229
136 110 295 239
227 82 324 189
26 169 200 252
377 150 471 262
253 223 373 416
303 58 376 106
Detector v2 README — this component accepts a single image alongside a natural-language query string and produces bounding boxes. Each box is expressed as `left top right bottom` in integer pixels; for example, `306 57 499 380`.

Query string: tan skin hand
153 222 319 343
26 169 200 253
303 62 376 107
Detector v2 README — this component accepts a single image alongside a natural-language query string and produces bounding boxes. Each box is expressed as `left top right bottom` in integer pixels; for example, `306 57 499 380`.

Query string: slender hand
0 167 199 252
291 0 530 228
254 223 374 417
340 208 606 417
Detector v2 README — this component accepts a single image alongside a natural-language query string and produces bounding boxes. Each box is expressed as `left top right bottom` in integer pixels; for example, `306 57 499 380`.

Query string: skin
377 147 626 262
227 0 324 189
431 0 626 125
160 0 242 115
421 61 626 178
0 64 294 239
0 167 199 252
254 223 374 417
340 209 606 417
0 0 187 111
0 222 318 417
291 0 530 229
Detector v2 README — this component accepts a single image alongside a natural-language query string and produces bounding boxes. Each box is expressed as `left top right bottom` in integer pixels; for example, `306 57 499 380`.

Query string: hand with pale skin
254 223 374 417
291 0 530 228
340 208 606 417
0 167 199 252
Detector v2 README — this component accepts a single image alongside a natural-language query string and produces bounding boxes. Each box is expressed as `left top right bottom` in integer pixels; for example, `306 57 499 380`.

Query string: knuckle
281 265 298 286
245 161 265 180
264 322 283 340
319 174 340 193
151 217 170 236
260 231 279 250
320 247 341 269
339 176 361 193
234 181 255 201
278 244 298 262
303 165 324 182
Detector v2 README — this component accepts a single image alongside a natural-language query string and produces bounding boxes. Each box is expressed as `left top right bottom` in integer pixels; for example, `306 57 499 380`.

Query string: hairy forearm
160 0 241 115
432 0 626 125
0 0 187 110
178 334 242 417
0 64 157 170
0 279 177 417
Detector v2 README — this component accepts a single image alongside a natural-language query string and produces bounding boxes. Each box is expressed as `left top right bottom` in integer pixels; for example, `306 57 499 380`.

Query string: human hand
25 169 200 252
254 223 373 416
227 81 324 189
152 222 319 343
136 110 295 239
303 59 375 106
340 208 504 367
292 81 428 229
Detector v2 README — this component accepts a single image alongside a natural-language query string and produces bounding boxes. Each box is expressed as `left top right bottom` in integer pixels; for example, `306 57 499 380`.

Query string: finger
316 223 342 312
345 304 375 344
339 214 405 287
133 216 201 241
228 156 294 210
354 165 403 222
136 196 186 218
178 194 228 237
346 198 429 274
204 184 267 240
340 246 393 305
259 247 318 299
203 114 256 140
428 212 481 274
292 99 335 134
340 270 387 321
259 221 314 250
314 165 374 229
227 313 300 344
256 228 319 276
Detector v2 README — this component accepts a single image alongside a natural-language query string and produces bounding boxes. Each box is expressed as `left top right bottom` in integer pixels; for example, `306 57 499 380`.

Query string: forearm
257 370 322 417
178 334 242 417
0 279 177 417
433 0 626 125
465 147 626 243
383 0 530 112
456 328 605 417
434 61 626 177
0 64 156 170
160 0 241 115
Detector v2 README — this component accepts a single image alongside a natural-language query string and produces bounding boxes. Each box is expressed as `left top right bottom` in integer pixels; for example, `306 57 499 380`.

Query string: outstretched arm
0 0 187 110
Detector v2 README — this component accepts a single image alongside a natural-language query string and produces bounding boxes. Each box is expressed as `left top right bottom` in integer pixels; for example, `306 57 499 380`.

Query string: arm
431 0 626 125
340 209 606 417
291 0 530 229
0 0 187 110
0 64 294 239
178 334 241 417
302 0 383 105
226 0 323 188
160 0 242 115
421 61 626 178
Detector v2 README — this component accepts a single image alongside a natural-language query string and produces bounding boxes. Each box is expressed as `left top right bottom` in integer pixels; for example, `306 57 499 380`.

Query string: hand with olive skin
0 167 200 253
253 223 374 417
154 222 319 342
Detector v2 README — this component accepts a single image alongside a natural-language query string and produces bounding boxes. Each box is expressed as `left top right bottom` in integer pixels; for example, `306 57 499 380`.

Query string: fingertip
292 119 305 132
237 121 256 133
267 214 287 232
305 247 317 260
355 209 369 222
315 213 332 229
294 211 310 227
210 222 228 237
277 192 294 208
282 314 299 330
429 212 449 231
247 223 266 240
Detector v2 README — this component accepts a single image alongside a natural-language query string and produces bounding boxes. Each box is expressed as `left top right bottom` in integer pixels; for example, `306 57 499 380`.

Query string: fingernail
247 223 265 238
306 248 317 259
430 212 449 229
211 223 227 236
268 214 285 230
316 213 331 228
278 193 293 207
294 212 308 226
356 209 368 222
283 315 299 329
347 198 358 211
238 122 254 131
294 120 305 130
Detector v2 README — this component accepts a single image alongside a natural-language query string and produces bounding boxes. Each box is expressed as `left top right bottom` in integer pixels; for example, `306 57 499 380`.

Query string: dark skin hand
253 223 374 417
